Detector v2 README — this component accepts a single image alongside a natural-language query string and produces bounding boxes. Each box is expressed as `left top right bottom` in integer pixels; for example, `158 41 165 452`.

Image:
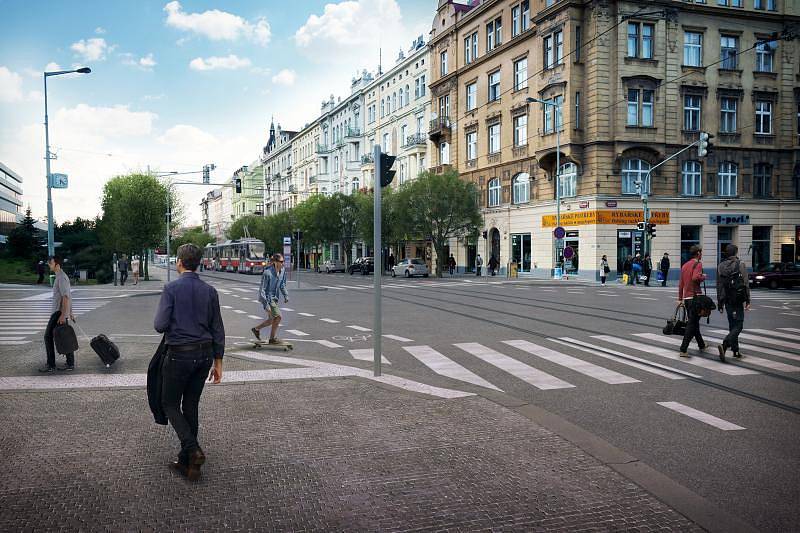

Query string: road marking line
503 340 639 384
657 402 745 431
695 335 800 363
402 345 503 391
247 315 262 320
746 328 800 343
234 288 252 292
347 325 371 332
552 338 691 379
233 310 246 314
251 299 260 303
634 333 800 373
350 286 369 290
222 305 233 309
282 307 294 312
592 336 758 376
455 343 574 390
383 334 413 342
319 285 346 290
0 341 29 345
316 340 343 348
320 318 340 323
0 337 26 341
634 297 658 301
779 328 800 334
297 312 315 317
285 330 309 336
349 349 390 364
709 329 800 351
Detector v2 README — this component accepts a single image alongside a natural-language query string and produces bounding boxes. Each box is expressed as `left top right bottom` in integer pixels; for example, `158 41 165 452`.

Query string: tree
401 170 483 277
172 226 215 250
355 188 409 255
331 192 360 265
7 208 41 259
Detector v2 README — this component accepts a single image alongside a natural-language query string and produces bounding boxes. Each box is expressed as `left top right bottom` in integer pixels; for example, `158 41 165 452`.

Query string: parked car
749 262 800 290
322 259 346 273
391 258 429 278
359 257 374 275
348 257 374 275
348 257 365 275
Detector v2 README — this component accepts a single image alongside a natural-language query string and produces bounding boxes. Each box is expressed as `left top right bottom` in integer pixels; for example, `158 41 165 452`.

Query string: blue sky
0 0 433 225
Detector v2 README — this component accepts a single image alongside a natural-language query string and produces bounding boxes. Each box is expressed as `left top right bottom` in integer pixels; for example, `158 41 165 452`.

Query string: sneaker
679 351 690 358
698 344 708 353
57 364 75 371
268 338 282 345
251 327 261 341
717 345 727 363
38 365 55 373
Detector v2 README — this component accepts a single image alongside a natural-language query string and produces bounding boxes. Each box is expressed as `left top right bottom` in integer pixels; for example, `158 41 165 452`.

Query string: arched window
488 177 501 207
399 88 404 108
351 177 360 193
512 173 530 204
621 158 650 194
558 163 577 198
380 99 385 117
405 84 410 106
439 141 450 164
681 160 702 196
392 92 397 112
753 162 771 198
718 161 737 197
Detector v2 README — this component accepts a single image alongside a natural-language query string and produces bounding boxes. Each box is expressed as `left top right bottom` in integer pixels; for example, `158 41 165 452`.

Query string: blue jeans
723 302 745 353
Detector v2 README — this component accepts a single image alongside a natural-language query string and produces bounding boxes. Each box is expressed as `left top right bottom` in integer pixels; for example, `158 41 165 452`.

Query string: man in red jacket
678 245 708 357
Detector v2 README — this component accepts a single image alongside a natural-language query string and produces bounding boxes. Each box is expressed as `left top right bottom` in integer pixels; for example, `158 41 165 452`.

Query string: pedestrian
252 253 290 344
623 255 633 285
131 255 141 285
36 260 45 284
631 254 642 285
154 244 225 481
643 254 653 287
448 254 456 276
38 255 75 372
599 254 610 285
716 244 751 362
678 245 708 357
488 254 499 276
476 254 483 276
118 254 129 286
388 253 395 272
659 252 670 287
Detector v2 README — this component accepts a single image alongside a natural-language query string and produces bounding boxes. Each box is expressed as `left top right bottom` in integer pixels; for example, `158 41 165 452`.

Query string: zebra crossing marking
283 307 294 312
349 349 390 364
592 336 758 376
222 305 233 309
347 325 371 332
746 328 800 343
233 310 246 314
657 402 745 431
454 343 574 390
552 338 691 379
318 285 346 290
383 334 413 342
402 345 503 391
285 330 309 336
634 333 800 373
320 318 340 323
297 312 315 317
696 335 800 363
247 315 262 320
503 340 639 384
709 329 800 351
778 328 800 334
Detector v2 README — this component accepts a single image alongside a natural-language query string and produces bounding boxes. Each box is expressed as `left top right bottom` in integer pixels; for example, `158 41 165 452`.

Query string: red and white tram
202 239 267 274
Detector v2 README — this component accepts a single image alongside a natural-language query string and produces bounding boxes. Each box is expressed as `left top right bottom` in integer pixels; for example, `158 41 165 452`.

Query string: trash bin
509 262 518 278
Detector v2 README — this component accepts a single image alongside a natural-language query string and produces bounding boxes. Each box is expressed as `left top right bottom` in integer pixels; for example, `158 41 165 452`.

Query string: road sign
553 226 566 239
49 173 68 188
283 236 291 245
563 246 574 260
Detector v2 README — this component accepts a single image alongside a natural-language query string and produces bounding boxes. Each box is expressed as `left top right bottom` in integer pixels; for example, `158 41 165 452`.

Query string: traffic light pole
373 144 382 377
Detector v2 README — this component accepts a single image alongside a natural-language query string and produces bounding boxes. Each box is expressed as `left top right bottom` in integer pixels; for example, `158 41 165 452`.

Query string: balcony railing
360 154 374 165
316 143 332 154
345 127 361 138
403 133 427 148
428 116 451 139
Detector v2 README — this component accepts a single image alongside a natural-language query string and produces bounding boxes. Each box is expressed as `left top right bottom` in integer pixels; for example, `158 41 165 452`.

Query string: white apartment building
292 120 321 197
200 188 227 243
262 121 298 215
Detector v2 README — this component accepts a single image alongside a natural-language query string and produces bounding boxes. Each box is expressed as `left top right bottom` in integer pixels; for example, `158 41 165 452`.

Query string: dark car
749 262 800 290
347 257 366 275
348 257 374 275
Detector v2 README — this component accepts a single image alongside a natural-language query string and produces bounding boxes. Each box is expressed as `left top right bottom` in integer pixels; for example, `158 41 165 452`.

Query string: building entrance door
511 233 532 272
564 231 579 274
490 228 501 265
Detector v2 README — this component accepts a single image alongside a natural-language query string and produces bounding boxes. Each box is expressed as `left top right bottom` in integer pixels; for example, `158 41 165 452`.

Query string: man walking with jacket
39 255 75 372
678 245 708 357
252 253 290 344
716 244 751 362
154 244 225 481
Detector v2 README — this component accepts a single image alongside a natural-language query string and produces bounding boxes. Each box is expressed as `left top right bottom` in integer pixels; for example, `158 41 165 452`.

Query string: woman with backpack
716 244 751 362
599 255 610 285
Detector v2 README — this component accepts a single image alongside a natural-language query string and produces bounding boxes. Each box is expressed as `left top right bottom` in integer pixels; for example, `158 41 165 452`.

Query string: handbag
622 273 629 284
663 304 687 336
54 320 79 354
603 264 610 274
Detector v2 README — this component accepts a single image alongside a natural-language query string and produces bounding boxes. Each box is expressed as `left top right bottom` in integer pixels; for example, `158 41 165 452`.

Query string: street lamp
44 66 91 257
527 96 562 275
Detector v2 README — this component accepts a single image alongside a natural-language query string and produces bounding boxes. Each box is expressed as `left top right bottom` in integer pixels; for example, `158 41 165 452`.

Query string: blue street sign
49 173 68 188
553 226 566 239
563 246 574 260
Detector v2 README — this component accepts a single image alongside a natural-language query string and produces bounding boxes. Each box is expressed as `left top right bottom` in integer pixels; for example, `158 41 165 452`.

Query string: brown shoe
185 448 206 481
169 461 189 478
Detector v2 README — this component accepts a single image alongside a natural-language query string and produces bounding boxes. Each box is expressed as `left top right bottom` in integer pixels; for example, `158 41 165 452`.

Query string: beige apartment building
429 0 800 279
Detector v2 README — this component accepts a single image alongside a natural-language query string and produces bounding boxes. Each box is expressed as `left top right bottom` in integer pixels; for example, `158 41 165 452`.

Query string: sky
0 0 434 226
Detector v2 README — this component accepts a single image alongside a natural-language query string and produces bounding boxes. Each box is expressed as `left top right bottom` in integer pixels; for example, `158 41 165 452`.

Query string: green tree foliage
7 207 41 259
228 213 295 255
355 188 409 249
330 192 360 265
56 217 100 257
172 226 216 250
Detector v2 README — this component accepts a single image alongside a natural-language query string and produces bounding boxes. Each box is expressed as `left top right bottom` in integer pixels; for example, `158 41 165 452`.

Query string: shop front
511 233 532 273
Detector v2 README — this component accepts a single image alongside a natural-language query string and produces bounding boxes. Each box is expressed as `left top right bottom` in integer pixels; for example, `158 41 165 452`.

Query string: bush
95 268 113 284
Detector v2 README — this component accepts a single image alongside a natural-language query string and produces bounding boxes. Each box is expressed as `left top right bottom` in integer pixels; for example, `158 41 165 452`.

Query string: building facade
430 0 800 278
262 120 298 214
0 162 24 244
231 163 263 219
200 188 227 243
293 120 321 197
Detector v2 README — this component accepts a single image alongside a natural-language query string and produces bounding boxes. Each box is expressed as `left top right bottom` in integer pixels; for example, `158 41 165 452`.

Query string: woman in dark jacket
643 254 653 286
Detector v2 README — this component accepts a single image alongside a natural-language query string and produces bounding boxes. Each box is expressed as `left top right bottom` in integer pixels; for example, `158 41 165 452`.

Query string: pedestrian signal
636 222 646 231
379 152 397 187
235 178 242 193
698 131 714 158
646 223 657 238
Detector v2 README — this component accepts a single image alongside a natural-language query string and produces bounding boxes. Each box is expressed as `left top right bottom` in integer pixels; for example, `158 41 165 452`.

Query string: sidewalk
0 373 717 531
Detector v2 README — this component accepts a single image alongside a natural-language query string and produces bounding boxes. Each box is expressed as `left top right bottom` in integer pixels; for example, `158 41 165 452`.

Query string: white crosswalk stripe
552 338 692 379
709 329 800 351
383 334 413 342
779 327 800 334
297 312 315 317
657 402 745 431
347 325 371 332
285 330 309 336
698 335 800 363
318 285 346 290
349 349 390 364
320 318 340 323
746 328 800 343
454 343 574 390
503 340 639 384
402 345 502 391
0 299 108 341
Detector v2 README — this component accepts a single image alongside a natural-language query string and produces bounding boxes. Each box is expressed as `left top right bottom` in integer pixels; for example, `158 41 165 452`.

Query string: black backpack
724 260 748 305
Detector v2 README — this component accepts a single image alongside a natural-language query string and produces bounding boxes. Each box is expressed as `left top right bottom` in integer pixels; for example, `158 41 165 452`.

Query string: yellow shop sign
542 210 670 227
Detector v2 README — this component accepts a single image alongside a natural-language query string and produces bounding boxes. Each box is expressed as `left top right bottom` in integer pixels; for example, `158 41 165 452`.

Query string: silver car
391 258 429 278
322 259 346 273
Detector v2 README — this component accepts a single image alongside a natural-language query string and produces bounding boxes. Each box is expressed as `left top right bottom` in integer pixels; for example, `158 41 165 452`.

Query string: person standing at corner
36 260 45 284
488 254 499 276
154 244 225 481
599 255 610 285
678 245 708 357
131 255 141 285
252 253 290 344
39 255 75 372
716 244 751 362
476 254 483 276
388 253 395 273
643 253 653 287
118 254 129 286
448 254 456 276
659 252 670 287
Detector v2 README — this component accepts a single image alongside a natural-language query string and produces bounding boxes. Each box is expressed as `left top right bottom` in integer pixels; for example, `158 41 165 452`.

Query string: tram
202 239 267 274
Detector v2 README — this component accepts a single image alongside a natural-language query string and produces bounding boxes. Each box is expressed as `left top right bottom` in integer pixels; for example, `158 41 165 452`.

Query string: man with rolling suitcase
39 255 75 372
154 244 225 481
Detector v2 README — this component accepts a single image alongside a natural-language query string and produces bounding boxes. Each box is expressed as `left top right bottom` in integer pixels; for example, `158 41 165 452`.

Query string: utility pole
373 143 382 377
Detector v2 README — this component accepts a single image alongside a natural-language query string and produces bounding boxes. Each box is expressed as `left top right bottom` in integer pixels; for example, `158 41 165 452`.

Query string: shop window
752 226 771 270
681 225 702 265
718 226 736 263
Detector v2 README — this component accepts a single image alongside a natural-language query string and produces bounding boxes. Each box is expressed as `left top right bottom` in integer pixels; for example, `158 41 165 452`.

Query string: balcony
344 127 361 139
512 145 528 159
431 163 453 175
316 143 333 154
346 160 361 172
402 133 427 149
360 154 374 166
428 117 451 140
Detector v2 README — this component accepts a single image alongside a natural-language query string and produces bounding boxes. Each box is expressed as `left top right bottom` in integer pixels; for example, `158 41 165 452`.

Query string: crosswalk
0 299 109 345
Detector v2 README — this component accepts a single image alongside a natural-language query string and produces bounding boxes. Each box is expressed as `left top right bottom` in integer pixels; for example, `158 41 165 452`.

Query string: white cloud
158 124 218 147
164 1 271 46
70 38 110 62
45 62 62 72
189 55 251 71
0 66 24 102
55 104 157 138
142 93 165 101
95 27 106 35
271 69 296 86
121 52 157 71
139 54 157 69
249 66 271 76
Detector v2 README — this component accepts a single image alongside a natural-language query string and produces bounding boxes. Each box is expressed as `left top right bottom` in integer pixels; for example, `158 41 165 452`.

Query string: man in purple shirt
154 243 225 481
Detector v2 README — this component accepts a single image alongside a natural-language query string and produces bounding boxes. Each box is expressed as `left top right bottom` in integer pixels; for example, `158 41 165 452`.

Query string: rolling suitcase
90 334 120 367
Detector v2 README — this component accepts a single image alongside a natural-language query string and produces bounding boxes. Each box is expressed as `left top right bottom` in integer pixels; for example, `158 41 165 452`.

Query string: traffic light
202 164 215 184
636 222 646 231
378 152 397 187
235 178 242 193
646 223 657 238
482 230 488 239
698 131 714 158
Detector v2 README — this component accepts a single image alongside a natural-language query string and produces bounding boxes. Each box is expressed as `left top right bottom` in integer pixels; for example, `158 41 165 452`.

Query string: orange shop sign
542 210 670 227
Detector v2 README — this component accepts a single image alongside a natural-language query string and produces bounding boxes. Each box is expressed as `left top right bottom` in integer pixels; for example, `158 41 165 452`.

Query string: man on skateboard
252 253 289 345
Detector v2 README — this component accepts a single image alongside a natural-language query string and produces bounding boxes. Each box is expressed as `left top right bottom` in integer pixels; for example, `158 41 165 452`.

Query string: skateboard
250 339 294 351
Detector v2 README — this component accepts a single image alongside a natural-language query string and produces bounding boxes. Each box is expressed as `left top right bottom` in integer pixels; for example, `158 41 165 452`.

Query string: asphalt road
2 267 799 531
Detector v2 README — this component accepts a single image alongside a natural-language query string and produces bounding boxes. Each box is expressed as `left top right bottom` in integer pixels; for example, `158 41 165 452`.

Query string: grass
0 257 99 285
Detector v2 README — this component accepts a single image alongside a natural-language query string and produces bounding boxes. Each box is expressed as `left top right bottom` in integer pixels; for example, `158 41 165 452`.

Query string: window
751 226 771 270
628 23 654 59
755 41 774 73
755 100 772 135
627 89 654 127
466 82 477 111
682 160 702 196
575 26 582 62
720 35 738 69
439 95 450 118
466 131 477 160
487 17 502 52
416 116 424 134
717 161 737 197
383 133 390 153
718 0 742 5
681 226 702 265
543 96 563 134
754 0 777 9
543 30 563 69
392 92 397 112
512 5 520 37
521 1 529 32
684 95 701 131
554 95 564 130
514 115 527 146
512 173 530 203
575 92 581 129
439 142 450 165
488 178 501 207
511 2 529 37
405 85 410 106
398 88 404 108
488 70 501 101
556 31 564 65
465 32 479 64
400 124 407 145
558 163 577 198
622 158 651 194
415 75 426 98
380 99 385 118
683 32 702 66
440 51 448 76
753 163 772 198
720 97 737 132
488 123 500 153
514 58 528 90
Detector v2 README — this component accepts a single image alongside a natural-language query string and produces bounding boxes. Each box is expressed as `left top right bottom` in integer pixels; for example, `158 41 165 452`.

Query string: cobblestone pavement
0 378 702 532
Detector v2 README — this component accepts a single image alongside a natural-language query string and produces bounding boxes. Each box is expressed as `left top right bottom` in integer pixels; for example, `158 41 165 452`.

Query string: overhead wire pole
373 143 382 377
